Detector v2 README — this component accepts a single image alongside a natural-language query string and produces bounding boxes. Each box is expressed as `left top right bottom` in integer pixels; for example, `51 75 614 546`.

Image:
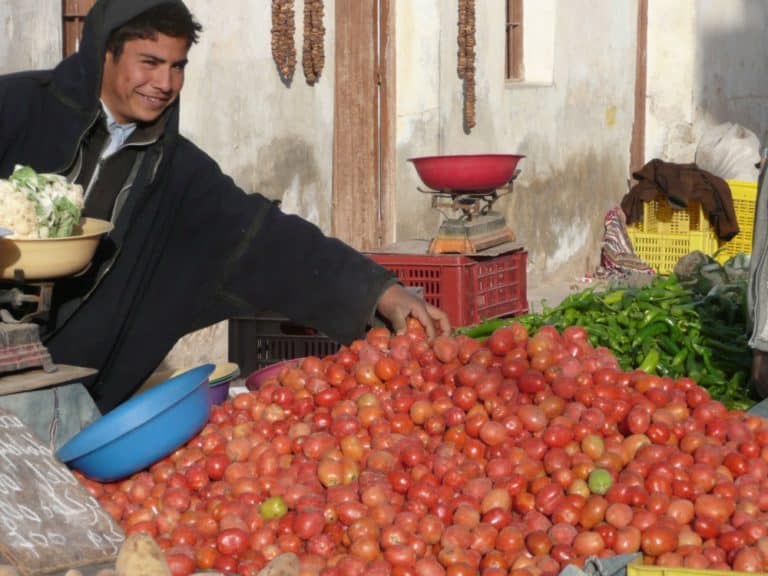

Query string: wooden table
0 365 97 396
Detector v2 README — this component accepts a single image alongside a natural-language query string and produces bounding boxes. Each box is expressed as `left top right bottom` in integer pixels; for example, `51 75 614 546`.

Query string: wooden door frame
332 0 395 250
630 0 648 176
63 0 97 57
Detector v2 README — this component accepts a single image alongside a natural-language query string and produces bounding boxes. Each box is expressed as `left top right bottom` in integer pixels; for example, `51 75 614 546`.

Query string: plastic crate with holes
716 179 758 262
367 248 528 328
228 315 340 374
626 228 719 275
633 195 712 235
626 194 718 274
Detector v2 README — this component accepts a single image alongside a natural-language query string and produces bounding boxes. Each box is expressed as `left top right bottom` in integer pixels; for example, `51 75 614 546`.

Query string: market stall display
459 256 755 410
68 320 768 575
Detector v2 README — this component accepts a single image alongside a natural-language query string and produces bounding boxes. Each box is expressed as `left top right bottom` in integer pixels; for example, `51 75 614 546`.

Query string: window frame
62 0 97 57
506 0 524 81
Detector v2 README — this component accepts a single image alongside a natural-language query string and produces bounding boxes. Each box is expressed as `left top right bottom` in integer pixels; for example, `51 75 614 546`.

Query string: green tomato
259 496 288 519
587 468 613 495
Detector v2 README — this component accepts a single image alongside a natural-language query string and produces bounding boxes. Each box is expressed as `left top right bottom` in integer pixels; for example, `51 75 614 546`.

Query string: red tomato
216 528 249 556
165 553 196 576
641 524 677 557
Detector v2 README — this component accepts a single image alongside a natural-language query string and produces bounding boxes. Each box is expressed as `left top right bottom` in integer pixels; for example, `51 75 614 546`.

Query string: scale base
0 323 55 374
429 212 515 255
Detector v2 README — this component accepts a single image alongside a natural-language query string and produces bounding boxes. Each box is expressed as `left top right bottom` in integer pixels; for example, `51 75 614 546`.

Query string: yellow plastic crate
628 557 754 576
716 180 758 262
635 196 712 235
627 228 719 275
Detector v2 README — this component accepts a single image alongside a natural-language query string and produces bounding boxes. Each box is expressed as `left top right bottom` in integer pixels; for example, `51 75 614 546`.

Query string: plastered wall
0 1 61 72
395 0 638 283
646 0 768 162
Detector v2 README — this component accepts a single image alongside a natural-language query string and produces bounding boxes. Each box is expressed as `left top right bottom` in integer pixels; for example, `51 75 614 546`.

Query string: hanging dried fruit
272 0 297 83
457 0 476 130
302 0 325 85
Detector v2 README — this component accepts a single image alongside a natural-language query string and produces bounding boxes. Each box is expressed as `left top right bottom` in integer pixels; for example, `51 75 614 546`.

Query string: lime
587 468 613 495
259 495 288 519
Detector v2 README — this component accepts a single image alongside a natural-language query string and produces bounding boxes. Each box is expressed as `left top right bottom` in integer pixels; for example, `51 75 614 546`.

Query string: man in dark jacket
0 0 448 447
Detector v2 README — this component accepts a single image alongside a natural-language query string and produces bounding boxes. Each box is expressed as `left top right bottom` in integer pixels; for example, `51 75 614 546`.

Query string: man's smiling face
100 33 189 124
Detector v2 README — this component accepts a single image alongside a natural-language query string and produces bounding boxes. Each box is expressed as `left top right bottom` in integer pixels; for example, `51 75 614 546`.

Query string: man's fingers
390 309 408 335
410 306 436 339
429 305 451 335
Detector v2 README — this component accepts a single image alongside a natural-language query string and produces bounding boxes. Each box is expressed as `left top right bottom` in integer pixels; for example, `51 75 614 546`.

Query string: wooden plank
630 0 648 175
62 0 96 18
0 366 97 396
379 0 396 247
332 0 379 251
0 408 124 575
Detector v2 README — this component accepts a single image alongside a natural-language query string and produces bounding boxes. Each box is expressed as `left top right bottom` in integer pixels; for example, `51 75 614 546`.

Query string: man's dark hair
106 3 203 59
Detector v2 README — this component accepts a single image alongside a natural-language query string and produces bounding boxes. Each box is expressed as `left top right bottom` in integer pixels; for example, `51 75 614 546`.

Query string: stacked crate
715 180 758 262
627 180 757 273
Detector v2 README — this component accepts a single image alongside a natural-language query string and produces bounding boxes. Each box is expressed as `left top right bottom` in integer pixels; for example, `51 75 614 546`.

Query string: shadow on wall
507 147 627 282
696 1 768 141
246 136 329 230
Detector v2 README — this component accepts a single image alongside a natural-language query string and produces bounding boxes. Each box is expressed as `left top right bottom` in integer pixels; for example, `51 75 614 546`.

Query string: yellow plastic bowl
0 218 113 280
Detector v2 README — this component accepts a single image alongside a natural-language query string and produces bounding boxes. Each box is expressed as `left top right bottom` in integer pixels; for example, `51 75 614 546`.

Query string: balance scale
422 187 517 254
409 154 524 255
0 280 55 373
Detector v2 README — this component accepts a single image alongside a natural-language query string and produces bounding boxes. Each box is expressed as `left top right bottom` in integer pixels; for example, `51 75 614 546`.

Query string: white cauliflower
0 179 37 237
0 165 84 238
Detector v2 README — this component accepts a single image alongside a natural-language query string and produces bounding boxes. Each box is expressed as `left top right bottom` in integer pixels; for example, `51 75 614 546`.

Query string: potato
257 553 299 576
115 534 170 576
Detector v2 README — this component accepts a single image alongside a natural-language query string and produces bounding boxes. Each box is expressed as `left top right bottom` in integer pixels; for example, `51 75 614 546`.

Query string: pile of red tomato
76 320 768 576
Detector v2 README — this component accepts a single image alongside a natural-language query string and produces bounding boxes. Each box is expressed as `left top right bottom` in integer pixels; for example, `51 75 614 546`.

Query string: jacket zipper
56 111 102 177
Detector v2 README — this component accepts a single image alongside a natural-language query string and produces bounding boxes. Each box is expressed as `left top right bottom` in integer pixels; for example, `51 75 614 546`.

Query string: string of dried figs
457 0 476 130
271 0 296 82
302 0 325 85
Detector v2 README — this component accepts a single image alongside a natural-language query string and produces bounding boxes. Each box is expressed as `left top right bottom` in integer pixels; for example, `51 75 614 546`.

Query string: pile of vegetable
0 165 84 238
460 255 756 410
76 321 768 575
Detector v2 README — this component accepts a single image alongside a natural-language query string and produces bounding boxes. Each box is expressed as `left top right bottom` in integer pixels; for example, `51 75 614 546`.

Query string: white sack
695 122 761 182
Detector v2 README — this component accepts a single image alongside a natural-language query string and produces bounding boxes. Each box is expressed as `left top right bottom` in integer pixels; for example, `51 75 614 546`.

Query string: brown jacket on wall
621 159 739 240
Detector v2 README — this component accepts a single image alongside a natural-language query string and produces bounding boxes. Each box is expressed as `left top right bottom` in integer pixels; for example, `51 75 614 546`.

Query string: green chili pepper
638 348 661 374
635 322 669 342
601 290 626 306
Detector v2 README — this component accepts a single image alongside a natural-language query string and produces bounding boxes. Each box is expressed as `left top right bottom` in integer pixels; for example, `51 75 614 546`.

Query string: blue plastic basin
57 364 215 482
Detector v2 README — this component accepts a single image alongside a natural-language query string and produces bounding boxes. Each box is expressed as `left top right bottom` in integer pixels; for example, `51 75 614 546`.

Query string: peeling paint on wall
508 148 626 279
254 136 327 227
182 0 335 233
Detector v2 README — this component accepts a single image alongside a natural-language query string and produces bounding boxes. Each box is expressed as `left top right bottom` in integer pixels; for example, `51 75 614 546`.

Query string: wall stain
507 147 628 282
233 136 329 230
396 116 444 240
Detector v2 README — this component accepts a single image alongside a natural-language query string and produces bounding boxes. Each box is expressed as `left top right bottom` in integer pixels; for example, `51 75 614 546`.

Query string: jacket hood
52 0 190 114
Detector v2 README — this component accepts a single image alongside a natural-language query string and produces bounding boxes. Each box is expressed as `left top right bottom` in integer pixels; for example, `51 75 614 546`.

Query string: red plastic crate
368 249 528 327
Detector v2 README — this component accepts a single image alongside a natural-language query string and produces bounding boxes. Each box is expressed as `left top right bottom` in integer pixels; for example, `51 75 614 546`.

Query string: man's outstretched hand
376 284 451 339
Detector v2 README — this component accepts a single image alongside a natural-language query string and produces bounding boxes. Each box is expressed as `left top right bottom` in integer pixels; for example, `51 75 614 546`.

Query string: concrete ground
525 271 605 314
